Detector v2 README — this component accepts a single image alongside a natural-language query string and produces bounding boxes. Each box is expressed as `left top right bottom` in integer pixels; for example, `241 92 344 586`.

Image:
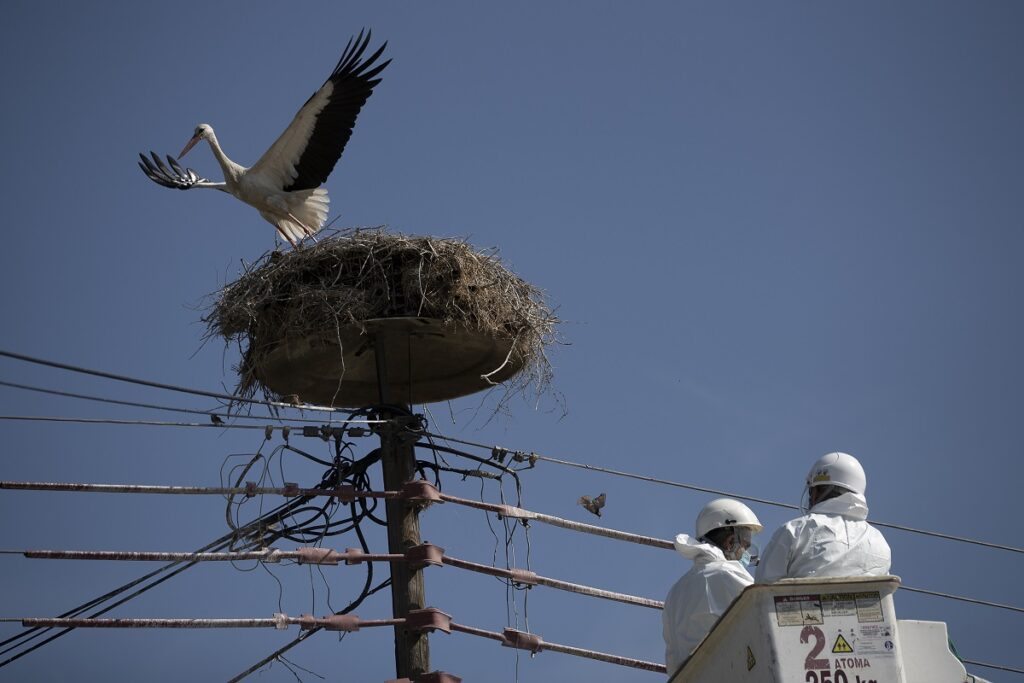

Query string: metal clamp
321 614 360 632
401 480 442 503
502 627 543 653
329 485 357 502
296 547 344 566
508 568 538 586
343 547 366 565
405 543 445 569
404 608 451 634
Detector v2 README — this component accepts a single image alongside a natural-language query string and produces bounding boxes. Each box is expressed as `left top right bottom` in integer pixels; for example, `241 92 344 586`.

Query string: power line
7 479 1021 616
11 545 1020 617
9 549 396 564
437 490 673 550
959 658 1024 675
0 454 370 668
12 615 403 629
0 481 393 499
6 545 663 610
6 613 667 674
448 622 666 673
0 379 367 425
441 555 663 610
0 348 340 413
424 431 1024 555
0 415 378 430
227 577 394 683
898 586 1024 615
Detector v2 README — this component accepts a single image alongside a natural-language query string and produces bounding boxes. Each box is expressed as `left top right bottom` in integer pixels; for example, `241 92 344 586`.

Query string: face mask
738 550 752 567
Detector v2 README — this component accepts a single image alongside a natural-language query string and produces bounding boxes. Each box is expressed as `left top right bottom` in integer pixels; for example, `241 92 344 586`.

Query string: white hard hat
695 498 763 539
806 452 866 495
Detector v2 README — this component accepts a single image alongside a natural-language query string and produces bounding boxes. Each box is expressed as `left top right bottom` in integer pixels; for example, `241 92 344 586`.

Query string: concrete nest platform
203 229 558 407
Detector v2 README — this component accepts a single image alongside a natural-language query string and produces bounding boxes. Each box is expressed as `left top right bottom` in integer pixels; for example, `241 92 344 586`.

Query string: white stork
140 31 389 247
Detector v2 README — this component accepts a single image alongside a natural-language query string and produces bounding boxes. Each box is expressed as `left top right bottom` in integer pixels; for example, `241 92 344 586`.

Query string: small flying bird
577 492 607 518
139 30 390 248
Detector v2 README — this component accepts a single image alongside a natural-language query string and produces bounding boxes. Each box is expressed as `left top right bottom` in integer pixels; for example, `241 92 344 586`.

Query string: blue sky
1 2 1022 680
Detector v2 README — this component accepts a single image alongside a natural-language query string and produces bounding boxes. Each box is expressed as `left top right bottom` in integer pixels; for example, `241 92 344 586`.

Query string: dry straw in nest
204 228 559 404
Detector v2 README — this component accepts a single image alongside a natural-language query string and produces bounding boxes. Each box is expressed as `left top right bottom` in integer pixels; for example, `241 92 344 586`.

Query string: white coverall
754 491 891 584
662 534 753 674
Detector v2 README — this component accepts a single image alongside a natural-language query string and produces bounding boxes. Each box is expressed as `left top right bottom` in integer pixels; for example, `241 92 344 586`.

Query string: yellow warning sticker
746 645 756 670
832 633 854 654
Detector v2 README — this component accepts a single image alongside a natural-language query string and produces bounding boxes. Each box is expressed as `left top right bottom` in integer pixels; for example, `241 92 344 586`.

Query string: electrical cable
0 415 378 431
0 348 341 413
0 439 376 668
227 514 389 682
1 348 1017 553
898 586 1024 615
0 519 273 667
6 476 1020 617
6 547 664 610
447 621 666 673
423 431 1024 555
0 379 371 425
958 658 1024 675
0 480 394 499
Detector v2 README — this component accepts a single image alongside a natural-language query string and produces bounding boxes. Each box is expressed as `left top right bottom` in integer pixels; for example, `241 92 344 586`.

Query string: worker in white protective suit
755 452 891 583
662 498 763 674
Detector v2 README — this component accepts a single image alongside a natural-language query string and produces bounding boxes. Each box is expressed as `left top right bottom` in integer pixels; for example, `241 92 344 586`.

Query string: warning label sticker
775 592 884 627
820 593 857 618
774 595 823 626
832 633 854 653
853 623 896 656
854 592 884 623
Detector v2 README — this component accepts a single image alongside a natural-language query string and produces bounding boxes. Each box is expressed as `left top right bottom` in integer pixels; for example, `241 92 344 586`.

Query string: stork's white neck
203 127 244 182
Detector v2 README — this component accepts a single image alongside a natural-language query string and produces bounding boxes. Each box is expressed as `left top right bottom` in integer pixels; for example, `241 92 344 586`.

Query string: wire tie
343 547 365 565
322 614 360 632
330 485 357 502
296 547 342 565
502 627 543 653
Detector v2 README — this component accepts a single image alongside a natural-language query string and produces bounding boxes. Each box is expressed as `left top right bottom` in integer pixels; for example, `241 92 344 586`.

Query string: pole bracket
404 608 451 634
405 543 445 569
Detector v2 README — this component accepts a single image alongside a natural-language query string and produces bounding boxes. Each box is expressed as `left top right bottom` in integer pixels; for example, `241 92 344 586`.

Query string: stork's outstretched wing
249 30 390 192
138 152 223 191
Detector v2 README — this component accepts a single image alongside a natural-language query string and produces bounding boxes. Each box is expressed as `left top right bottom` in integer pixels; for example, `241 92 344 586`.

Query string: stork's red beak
179 134 201 159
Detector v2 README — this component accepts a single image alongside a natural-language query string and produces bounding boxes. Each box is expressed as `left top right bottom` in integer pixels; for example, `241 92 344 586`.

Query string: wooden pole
375 337 430 678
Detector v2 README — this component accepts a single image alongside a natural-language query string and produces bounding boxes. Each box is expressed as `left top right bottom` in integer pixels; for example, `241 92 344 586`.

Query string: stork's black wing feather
281 31 390 192
138 152 209 190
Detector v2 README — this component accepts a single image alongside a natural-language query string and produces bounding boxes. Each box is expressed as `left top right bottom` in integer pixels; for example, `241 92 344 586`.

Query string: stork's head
179 123 213 158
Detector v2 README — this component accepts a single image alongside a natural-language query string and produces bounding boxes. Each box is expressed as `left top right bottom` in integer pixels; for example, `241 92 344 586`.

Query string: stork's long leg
274 223 298 249
286 212 318 237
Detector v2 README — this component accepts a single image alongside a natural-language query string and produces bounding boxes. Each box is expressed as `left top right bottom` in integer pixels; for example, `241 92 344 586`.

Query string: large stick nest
203 228 559 404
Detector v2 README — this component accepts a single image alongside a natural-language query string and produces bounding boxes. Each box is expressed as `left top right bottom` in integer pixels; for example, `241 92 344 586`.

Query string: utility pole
375 336 430 678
